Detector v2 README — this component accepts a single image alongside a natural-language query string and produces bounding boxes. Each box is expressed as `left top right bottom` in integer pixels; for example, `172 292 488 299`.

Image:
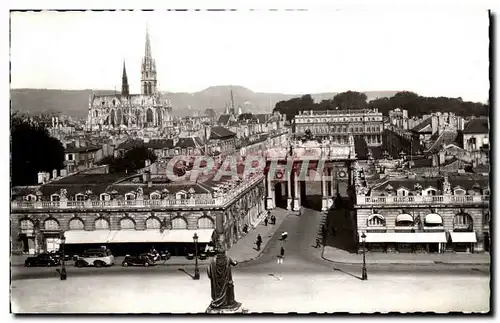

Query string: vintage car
122 254 156 267
24 253 60 267
75 249 114 268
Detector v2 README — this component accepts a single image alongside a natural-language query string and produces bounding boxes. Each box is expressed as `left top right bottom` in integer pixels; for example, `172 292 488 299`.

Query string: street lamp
193 232 200 280
361 232 367 281
60 233 67 281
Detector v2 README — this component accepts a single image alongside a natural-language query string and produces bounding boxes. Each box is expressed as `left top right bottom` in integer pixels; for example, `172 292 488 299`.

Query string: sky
10 9 490 102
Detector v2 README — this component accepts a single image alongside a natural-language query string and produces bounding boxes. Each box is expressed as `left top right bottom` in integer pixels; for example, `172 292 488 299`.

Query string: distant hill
10 86 399 118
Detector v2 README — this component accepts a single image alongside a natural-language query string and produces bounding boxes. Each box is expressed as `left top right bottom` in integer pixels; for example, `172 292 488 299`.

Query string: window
100 193 110 201
75 194 85 201
44 218 60 230
197 216 215 229
146 217 161 230
367 214 386 226
453 213 473 231
120 217 136 230
25 194 36 201
172 217 188 229
95 218 110 230
454 188 466 195
51 194 60 202
67 154 74 161
69 218 84 230
125 193 135 201
20 219 34 234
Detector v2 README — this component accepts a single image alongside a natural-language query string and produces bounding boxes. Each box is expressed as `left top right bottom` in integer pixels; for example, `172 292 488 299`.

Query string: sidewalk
322 246 491 265
227 208 290 263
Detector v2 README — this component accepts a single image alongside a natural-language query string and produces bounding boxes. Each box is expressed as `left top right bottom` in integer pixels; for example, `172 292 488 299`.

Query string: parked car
48 250 72 262
198 253 207 260
122 254 156 267
24 253 60 267
186 253 194 260
75 249 114 268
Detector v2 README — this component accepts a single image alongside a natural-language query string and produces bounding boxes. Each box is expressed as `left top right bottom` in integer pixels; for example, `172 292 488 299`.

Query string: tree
273 94 315 121
204 108 217 120
332 91 368 110
11 115 65 186
99 146 157 173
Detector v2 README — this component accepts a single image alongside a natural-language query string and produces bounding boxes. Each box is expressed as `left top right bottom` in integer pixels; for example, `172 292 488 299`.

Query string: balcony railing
12 175 265 211
357 194 489 206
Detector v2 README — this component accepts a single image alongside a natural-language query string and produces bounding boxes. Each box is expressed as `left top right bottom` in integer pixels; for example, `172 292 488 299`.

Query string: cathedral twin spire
121 27 157 97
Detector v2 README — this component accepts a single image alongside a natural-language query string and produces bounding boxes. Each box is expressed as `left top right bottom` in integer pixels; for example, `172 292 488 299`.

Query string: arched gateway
264 136 357 212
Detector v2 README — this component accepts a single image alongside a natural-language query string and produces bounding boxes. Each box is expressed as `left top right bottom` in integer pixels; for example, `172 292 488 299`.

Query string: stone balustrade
11 175 265 211
357 194 489 206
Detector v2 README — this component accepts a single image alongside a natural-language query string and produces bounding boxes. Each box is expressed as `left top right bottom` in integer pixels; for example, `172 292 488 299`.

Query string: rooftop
463 118 489 134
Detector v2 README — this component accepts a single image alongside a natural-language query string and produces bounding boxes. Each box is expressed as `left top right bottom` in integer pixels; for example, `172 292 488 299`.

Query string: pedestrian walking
271 215 276 225
315 238 321 248
281 231 288 241
256 234 262 251
277 246 285 264
264 217 268 226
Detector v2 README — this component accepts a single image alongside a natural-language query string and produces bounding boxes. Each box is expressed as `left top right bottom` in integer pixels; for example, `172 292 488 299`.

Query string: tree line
273 91 489 121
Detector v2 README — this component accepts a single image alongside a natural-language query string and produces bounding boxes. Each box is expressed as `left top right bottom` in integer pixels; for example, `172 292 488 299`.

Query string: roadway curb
320 247 490 266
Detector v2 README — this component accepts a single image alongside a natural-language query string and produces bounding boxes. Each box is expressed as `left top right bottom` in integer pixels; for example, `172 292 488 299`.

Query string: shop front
359 231 448 253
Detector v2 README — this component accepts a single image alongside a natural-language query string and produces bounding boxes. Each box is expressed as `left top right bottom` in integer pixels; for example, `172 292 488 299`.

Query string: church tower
122 61 129 96
141 27 157 95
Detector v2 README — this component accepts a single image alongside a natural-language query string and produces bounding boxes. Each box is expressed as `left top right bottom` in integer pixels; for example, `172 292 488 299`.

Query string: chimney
37 172 45 184
439 151 445 165
431 116 438 135
142 171 151 184
52 169 58 179
60 169 67 177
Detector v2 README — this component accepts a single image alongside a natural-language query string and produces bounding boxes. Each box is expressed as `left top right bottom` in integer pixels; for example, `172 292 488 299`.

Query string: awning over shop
359 232 447 243
396 214 413 223
162 229 214 243
424 213 443 225
109 230 164 243
449 231 477 243
64 230 113 244
65 229 216 244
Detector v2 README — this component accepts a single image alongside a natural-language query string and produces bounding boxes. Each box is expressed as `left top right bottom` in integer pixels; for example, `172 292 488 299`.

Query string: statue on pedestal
206 234 246 314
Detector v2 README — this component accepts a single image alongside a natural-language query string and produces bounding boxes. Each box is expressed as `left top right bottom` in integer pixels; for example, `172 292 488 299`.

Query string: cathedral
86 28 173 131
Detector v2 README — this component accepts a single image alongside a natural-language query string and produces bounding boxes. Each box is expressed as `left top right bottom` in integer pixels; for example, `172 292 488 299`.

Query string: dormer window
24 194 37 202
125 193 135 201
176 191 187 199
75 193 85 201
150 192 161 200
453 187 466 195
50 194 60 202
100 193 111 201
397 187 409 196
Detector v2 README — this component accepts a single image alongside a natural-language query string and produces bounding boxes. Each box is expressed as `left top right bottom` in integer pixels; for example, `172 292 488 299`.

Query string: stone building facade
354 167 490 254
11 170 266 256
293 109 384 147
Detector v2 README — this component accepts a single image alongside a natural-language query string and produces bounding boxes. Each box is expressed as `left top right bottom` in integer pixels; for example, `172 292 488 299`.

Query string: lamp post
193 233 200 280
361 232 367 281
60 233 67 281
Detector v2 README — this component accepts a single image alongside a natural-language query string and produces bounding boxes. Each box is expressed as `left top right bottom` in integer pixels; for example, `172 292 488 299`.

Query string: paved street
11 271 489 313
11 207 490 313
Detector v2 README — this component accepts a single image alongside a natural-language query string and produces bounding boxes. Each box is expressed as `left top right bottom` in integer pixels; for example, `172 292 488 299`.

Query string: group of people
264 211 276 226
